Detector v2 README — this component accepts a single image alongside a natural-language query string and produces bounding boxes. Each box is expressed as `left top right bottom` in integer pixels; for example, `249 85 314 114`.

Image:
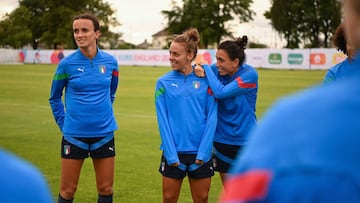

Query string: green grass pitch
0 64 326 202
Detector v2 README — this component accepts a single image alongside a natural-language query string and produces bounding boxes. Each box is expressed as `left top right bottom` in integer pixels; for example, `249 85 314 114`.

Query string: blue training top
0 149 53 202
202 63 258 146
324 58 356 83
155 70 217 165
49 48 119 138
220 53 360 203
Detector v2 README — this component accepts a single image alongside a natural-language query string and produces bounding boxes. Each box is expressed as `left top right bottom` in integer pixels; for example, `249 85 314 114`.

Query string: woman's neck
179 64 193 75
228 65 240 76
80 45 97 59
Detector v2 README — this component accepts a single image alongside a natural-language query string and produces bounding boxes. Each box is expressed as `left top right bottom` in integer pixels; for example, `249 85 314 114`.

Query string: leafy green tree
0 6 32 48
315 0 341 47
265 0 341 48
0 0 121 49
264 0 301 48
162 0 254 48
248 41 268 48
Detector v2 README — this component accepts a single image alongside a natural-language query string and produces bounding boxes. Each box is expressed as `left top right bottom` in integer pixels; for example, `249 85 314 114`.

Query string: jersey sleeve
49 62 68 131
110 61 119 103
196 88 218 162
155 80 179 165
203 64 258 99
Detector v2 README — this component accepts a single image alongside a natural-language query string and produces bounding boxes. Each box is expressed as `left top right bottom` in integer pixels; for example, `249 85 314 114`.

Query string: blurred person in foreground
324 23 356 83
219 0 360 202
155 28 217 203
49 13 119 203
194 36 258 185
0 148 53 203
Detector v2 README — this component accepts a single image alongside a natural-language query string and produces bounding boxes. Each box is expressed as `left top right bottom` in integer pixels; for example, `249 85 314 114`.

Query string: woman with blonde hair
155 28 217 203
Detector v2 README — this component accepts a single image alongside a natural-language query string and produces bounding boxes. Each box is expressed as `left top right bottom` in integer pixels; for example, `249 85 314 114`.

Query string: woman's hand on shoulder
194 64 206 78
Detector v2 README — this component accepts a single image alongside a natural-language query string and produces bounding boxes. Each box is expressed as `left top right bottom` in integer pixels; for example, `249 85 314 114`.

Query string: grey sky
0 0 283 47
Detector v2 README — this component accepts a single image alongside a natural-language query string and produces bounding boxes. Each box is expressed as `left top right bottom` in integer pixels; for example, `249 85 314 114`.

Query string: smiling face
72 18 100 50
215 49 239 76
169 42 194 74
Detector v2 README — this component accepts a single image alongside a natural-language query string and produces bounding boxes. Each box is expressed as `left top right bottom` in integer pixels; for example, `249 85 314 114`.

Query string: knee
162 193 179 203
192 192 209 203
59 187 77 200
97 183 113 195
162 189 180 203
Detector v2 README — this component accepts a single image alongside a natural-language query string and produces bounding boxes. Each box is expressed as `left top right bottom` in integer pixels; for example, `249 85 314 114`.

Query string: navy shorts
159 153 214 179
213 142 242 173
61 136 115 159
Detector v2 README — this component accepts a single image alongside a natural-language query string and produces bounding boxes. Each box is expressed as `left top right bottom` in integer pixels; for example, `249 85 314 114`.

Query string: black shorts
213 142 242 173
159 154 214 179
61 136 115 159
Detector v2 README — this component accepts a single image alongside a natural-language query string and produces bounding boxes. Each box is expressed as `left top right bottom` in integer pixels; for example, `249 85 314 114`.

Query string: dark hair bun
236 35 248 49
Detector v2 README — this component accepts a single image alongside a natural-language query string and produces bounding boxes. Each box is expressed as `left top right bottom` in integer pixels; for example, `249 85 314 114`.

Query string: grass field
0 64 326 202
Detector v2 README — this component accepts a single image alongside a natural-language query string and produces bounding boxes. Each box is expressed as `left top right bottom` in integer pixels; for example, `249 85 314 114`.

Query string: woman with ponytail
195 36 258 185
155 28 217 203
219 1 360 202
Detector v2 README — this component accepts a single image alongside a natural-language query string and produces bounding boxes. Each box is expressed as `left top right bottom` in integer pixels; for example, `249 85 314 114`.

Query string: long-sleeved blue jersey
202 63 258 146
220 53 360 203
155 70 217 165
49 48 119 137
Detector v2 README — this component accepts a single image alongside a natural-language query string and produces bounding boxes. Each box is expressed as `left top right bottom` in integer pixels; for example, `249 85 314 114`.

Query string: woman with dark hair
155 28 217 203
334 24 348 55
195 36 258 185
324 23 355 83
49 13 119 203
218 1 360 202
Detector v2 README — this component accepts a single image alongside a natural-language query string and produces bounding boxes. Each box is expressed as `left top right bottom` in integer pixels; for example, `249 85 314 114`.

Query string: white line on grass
0 102 156 119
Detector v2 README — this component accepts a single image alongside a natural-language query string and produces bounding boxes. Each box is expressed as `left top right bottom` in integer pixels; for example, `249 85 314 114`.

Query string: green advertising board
287 53 304 65
268 53 282 64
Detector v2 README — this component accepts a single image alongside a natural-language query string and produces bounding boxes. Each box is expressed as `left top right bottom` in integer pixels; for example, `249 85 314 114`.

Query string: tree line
264 0 341 48
0 0 341 49
0 0 120 49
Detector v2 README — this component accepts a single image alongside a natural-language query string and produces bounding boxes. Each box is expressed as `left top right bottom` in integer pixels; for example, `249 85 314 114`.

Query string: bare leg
92 157 115 196
162 176 183 203
220 172 228 185
189 177 211 203
59 158 84 200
